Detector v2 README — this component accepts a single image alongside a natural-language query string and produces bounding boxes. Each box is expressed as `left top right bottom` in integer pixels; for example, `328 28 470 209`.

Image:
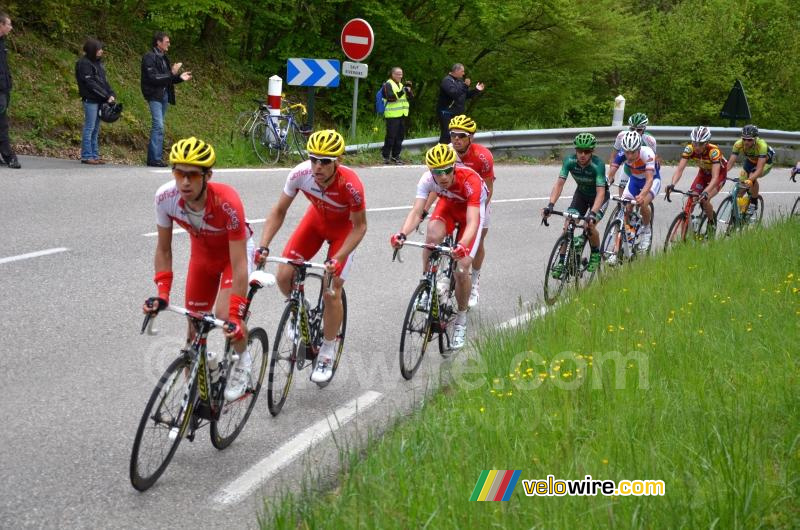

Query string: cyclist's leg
588 189 609 249
692 170 716 221
450 204 482 312
280 210 327 296
215 238 255 354
424 198 452 274
641 178 661 224
321 227 353 342
185 255 223 342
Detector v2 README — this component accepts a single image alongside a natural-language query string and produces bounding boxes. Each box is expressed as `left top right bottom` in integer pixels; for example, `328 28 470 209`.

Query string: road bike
541 209 597 305
265 256 347 416
392 231 459 380
663 186 712 251
251 102 310 165
129 269 274 491
715 176 764 236
601 196 653 267
231 98 270 143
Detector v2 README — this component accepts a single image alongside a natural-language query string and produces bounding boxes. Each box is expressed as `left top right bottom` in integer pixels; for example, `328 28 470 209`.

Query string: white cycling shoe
311 356 334 384
638 230 652 252
468 282 479 308
224 353 253 402
452 324 467 349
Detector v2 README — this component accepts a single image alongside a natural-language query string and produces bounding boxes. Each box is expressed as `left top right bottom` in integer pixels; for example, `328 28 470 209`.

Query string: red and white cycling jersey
284 160 366 223
416 165 488 206
455 143 495 183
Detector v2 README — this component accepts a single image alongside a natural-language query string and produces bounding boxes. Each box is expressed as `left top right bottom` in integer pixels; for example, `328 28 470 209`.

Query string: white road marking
212 390 383 505
496 305 549 330
0 247 69 265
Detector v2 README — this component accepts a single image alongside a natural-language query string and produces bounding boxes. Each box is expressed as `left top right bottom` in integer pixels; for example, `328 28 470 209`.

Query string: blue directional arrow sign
287 58 340 87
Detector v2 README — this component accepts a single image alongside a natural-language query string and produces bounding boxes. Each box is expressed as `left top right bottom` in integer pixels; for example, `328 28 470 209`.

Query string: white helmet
620 130 642 151
690 126 711 143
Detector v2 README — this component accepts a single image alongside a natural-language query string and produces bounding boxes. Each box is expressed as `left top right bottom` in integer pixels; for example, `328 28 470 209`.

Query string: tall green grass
262 220 800 528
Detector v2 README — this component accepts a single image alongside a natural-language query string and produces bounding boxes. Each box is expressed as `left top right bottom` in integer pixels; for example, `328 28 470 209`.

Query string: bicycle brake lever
541 216 549 227
392 247 404 263
141 314 159 335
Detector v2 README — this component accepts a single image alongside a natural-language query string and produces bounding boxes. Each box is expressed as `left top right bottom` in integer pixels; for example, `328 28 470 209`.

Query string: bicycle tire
543 235 571 305
601 203 622 250
251 119 281 164
309 272 347 387
602 219 624 267
399 282 433 380
267 301 298 416
752 195 765 224
791 197 800 217
130 355 196 492
437 257 459 355
287 123 308 162
715 196 735 237
232 110 256 143
575 236 595 287
210 327 269 449
664 213 688 252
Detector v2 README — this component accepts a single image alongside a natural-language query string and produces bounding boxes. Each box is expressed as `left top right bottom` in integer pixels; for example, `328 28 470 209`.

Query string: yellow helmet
448 114 477 133
306 129 345 157
169 137 216 168
425 144 457 169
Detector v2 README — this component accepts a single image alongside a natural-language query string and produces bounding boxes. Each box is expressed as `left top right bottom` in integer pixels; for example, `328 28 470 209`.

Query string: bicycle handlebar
392 239 454 263
664 187 700 203
265 256 335 295
541 209 586 227
141 304 232 336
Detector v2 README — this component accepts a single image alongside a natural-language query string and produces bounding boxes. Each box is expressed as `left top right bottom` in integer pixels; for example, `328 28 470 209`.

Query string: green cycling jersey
559 154 607 196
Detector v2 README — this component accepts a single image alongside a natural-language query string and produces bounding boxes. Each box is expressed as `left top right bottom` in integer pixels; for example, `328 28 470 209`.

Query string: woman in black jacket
75 38 115 164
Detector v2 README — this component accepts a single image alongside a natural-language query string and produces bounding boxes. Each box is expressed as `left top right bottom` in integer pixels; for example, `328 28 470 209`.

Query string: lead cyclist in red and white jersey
144 137 256 402
255 130 367 384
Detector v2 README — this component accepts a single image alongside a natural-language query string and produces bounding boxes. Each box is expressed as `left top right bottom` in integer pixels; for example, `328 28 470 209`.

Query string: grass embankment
263 220 800 528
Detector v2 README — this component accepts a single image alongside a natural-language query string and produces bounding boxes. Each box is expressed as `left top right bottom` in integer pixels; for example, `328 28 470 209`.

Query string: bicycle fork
169 351 201 441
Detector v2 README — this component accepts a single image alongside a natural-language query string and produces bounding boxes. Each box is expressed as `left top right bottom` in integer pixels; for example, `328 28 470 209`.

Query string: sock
456 310 468 326
320 339 336 360
471 268 480 283
590 246 599 253
235 349 252 368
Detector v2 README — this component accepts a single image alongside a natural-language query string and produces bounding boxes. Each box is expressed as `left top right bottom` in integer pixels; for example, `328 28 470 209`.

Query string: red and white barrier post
268 75 282 116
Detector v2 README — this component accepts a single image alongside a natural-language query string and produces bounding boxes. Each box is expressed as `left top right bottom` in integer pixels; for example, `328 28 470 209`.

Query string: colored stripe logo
470 470 521 501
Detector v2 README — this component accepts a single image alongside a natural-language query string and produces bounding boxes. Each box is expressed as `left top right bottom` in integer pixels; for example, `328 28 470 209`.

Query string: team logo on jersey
345 182 363 206
222 202 240 230
156 187 179 205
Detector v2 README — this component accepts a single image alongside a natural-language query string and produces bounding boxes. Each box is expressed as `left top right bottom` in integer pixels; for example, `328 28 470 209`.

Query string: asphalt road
1 155 796 528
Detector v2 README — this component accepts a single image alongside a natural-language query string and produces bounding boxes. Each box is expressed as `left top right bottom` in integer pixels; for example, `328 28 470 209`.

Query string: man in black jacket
76 38 116 164
436 63 484 144
141 32 191 167
0 13 19 169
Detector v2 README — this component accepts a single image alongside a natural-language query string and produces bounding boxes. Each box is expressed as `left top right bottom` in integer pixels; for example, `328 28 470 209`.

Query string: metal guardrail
346 126 800 162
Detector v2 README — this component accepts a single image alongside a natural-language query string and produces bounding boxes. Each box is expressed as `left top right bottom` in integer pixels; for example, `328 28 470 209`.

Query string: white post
612 95 625 126
268 75 282 116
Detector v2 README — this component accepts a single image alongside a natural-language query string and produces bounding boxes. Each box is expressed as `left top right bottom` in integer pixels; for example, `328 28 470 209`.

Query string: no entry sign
340 18 374 62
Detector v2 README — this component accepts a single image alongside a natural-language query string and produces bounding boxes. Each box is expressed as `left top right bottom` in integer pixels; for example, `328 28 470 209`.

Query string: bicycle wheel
267 301 298 416
715 196 736 237
575 236 595 287
251 119 281 164
437 261 459 355
231 110 255 143
210 327 269 449
287 123 308 162
602 220 624 267
791 197 800 217
664 213 688 252
399 282 434 380
130 355 196 492
752 195 765 224
543 235 570 305
309 272 347 387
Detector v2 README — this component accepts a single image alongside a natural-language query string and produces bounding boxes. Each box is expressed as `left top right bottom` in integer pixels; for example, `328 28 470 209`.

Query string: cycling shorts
741 158 773 179
429 197 485 258
691 166 726 193
282 207 355 280
482 203 492 229
566 188 609 220
185 237 255 312
623 176 662 200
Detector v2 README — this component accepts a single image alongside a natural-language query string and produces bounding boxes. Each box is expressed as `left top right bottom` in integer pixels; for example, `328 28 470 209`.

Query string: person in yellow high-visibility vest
381 67 413 164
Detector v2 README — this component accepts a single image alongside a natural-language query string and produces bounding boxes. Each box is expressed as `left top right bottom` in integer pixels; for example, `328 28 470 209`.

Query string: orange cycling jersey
681 142 727 173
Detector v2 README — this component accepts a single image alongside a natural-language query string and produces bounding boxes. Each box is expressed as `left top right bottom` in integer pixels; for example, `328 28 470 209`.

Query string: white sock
456 310 468 326
471 268 480 283
235 349 252 367
320 339 336 361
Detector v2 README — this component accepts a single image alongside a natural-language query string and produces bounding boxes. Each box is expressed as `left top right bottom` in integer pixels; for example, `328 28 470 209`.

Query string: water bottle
737 195 749 214
207 351 220 384
690 215 701 233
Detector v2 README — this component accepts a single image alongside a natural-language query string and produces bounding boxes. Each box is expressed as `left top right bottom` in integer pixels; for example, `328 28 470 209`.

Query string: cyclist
608 130 660 253
390 144 487 350
608 113 658 197
448 114 494 308
143 137 255 402
255 130 367 384
542 132 608 277
726 124 774 217
665 126 726 233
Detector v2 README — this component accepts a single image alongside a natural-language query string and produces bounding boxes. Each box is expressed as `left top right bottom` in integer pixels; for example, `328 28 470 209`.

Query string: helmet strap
192 172 209 204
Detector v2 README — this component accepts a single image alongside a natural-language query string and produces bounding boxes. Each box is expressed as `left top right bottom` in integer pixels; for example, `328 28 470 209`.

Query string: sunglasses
629 127 646 133
576 149 593 155
309 155 335 165
449 132 470 139
431 166 454 176
172 167 207 179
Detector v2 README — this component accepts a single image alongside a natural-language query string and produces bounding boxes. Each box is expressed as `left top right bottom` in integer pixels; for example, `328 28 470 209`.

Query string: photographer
381 66 413 164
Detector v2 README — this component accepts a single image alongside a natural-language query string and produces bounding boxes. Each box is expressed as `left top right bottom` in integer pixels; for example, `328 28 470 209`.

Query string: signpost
286 58 340 88
340 18 374 138
342 61 368 79
720 79 751 127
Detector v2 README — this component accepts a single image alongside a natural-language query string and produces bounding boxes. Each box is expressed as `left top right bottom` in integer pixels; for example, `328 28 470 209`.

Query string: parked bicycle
231 98 270 143
265 256 347 416
601 196 653 267
392 231 459 380
663 187 712 251
129 269 274 491
251 102 310 165
715 176 764 236
541 209 597 305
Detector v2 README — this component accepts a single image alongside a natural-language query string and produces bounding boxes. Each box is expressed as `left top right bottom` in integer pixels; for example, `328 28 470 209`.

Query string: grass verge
262 219 800 528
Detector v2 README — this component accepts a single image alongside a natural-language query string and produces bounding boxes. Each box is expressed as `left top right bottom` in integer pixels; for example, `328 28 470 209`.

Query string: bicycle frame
665 187 706 240
542 209 591 278
606 196 647 260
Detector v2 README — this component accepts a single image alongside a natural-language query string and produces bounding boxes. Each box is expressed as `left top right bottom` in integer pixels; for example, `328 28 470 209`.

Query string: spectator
381 67 413 164
436 63 484 144
141 32 191 167
75 38 116 165
0 12 19 169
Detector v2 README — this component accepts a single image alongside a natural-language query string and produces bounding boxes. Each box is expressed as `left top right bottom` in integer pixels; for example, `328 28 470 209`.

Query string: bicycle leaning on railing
392 230 459 380
265 256 347 416
251 102 311 165
663 186 712 251
601 196 653 267
231 98 270 143
129 268 274 491
541 209 597 305
714 176 765 236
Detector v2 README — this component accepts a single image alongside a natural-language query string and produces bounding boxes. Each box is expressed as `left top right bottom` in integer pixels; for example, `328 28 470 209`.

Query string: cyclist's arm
154 225 173 274
671 157 689 186
228 237 249 299
459 205 480 248
726 153 737 172
707 162 722 195
484 177 494 204
637 170 654 200
400 198 428 235
259 192 294 249
332 209 367 264
750 157 767 180
591 185 606 214
547 177 566 206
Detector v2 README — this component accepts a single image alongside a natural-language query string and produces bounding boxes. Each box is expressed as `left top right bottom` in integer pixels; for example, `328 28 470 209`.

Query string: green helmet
628 112 649 128
573 132 597 149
